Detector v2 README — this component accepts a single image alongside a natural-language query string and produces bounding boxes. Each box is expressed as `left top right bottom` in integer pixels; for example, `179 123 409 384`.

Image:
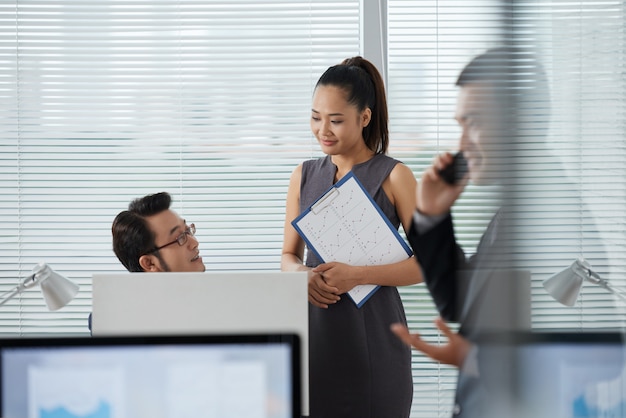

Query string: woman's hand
312 262 363 295
308 269 340 309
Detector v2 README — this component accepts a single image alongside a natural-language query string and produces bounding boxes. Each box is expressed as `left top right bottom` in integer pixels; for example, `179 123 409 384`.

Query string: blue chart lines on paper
299 210 331 242
332 187 355 219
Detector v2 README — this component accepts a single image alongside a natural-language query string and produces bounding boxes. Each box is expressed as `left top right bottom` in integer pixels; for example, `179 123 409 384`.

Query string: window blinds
0 0 360 335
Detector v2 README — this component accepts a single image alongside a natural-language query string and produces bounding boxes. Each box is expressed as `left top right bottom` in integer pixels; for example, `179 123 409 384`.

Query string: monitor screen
477 331 626 418
0 334 300 418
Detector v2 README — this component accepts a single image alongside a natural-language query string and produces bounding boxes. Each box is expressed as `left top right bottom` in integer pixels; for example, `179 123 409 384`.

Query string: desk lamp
544 258 626 306
0 262 79 311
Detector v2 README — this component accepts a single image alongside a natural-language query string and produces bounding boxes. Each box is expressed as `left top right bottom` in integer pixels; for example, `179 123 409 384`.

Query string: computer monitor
91 271 309 416
476 331 626 418
0 333 301 418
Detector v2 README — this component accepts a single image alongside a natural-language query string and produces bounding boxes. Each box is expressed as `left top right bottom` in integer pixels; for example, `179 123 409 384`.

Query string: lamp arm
0 273 39 307
0 286 23 307
602 282 626 303
586 269 626 303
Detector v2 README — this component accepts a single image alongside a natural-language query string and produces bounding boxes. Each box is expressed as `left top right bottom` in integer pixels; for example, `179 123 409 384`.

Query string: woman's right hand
308 270 340 309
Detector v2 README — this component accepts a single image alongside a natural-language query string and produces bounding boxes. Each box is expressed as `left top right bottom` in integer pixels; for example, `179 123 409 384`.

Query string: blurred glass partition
388 1 626 416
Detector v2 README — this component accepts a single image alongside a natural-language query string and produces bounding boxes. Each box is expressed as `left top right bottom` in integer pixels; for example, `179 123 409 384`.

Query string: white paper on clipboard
291 171 412 307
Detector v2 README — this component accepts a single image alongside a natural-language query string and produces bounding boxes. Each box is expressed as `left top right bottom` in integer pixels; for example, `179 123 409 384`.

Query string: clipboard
291 171 412 307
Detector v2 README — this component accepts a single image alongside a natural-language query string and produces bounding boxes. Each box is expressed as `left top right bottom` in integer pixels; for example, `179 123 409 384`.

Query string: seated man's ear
139 254 162 272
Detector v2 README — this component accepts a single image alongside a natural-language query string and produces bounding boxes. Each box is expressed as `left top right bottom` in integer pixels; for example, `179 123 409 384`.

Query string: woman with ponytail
282 56 422 417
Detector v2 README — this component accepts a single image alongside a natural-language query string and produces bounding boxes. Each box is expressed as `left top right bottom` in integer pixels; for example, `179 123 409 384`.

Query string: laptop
0 333 301 418
475 331 626 418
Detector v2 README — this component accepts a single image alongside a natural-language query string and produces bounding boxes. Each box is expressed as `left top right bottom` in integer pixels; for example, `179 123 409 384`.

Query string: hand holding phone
438 152 468 185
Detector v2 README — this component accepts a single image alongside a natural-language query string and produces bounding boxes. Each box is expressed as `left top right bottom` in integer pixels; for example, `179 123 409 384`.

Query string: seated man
89 191 205 331
112 191 205 273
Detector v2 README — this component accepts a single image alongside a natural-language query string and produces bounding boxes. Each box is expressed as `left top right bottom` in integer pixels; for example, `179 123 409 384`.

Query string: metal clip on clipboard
311 187 340 215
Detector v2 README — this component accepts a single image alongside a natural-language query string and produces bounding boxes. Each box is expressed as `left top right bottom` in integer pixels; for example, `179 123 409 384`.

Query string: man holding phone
392 48 600 418
405 47 523 330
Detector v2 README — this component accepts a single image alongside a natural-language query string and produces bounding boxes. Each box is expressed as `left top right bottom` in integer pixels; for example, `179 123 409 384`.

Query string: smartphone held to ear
438 152 468 185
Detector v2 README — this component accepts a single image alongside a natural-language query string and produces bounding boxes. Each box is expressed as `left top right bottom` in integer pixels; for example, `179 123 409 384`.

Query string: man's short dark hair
112 192 172 272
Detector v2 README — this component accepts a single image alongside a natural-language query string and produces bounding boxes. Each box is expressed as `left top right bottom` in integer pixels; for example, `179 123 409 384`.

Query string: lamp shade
543 258 589 306
31 262 79 311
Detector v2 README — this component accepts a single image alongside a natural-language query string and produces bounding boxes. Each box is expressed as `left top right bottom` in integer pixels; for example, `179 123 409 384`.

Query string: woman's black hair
315 56 389 154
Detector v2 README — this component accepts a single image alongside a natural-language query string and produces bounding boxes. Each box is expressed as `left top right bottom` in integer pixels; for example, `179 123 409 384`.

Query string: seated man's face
142 209 206 272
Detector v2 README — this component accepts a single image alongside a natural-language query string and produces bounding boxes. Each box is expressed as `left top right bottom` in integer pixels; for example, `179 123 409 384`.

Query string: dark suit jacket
408 211 530 334
407 211 531 418
408 200 615 418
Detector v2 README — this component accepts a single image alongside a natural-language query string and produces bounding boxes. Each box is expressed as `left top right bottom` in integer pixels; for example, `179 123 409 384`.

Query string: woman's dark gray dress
300 154 413 418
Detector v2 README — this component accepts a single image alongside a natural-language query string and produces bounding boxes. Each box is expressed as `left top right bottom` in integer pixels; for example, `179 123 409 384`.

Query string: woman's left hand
312 262 363 294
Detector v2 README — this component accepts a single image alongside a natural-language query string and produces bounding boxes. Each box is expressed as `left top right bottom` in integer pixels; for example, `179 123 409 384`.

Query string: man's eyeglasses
147 224 196 254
